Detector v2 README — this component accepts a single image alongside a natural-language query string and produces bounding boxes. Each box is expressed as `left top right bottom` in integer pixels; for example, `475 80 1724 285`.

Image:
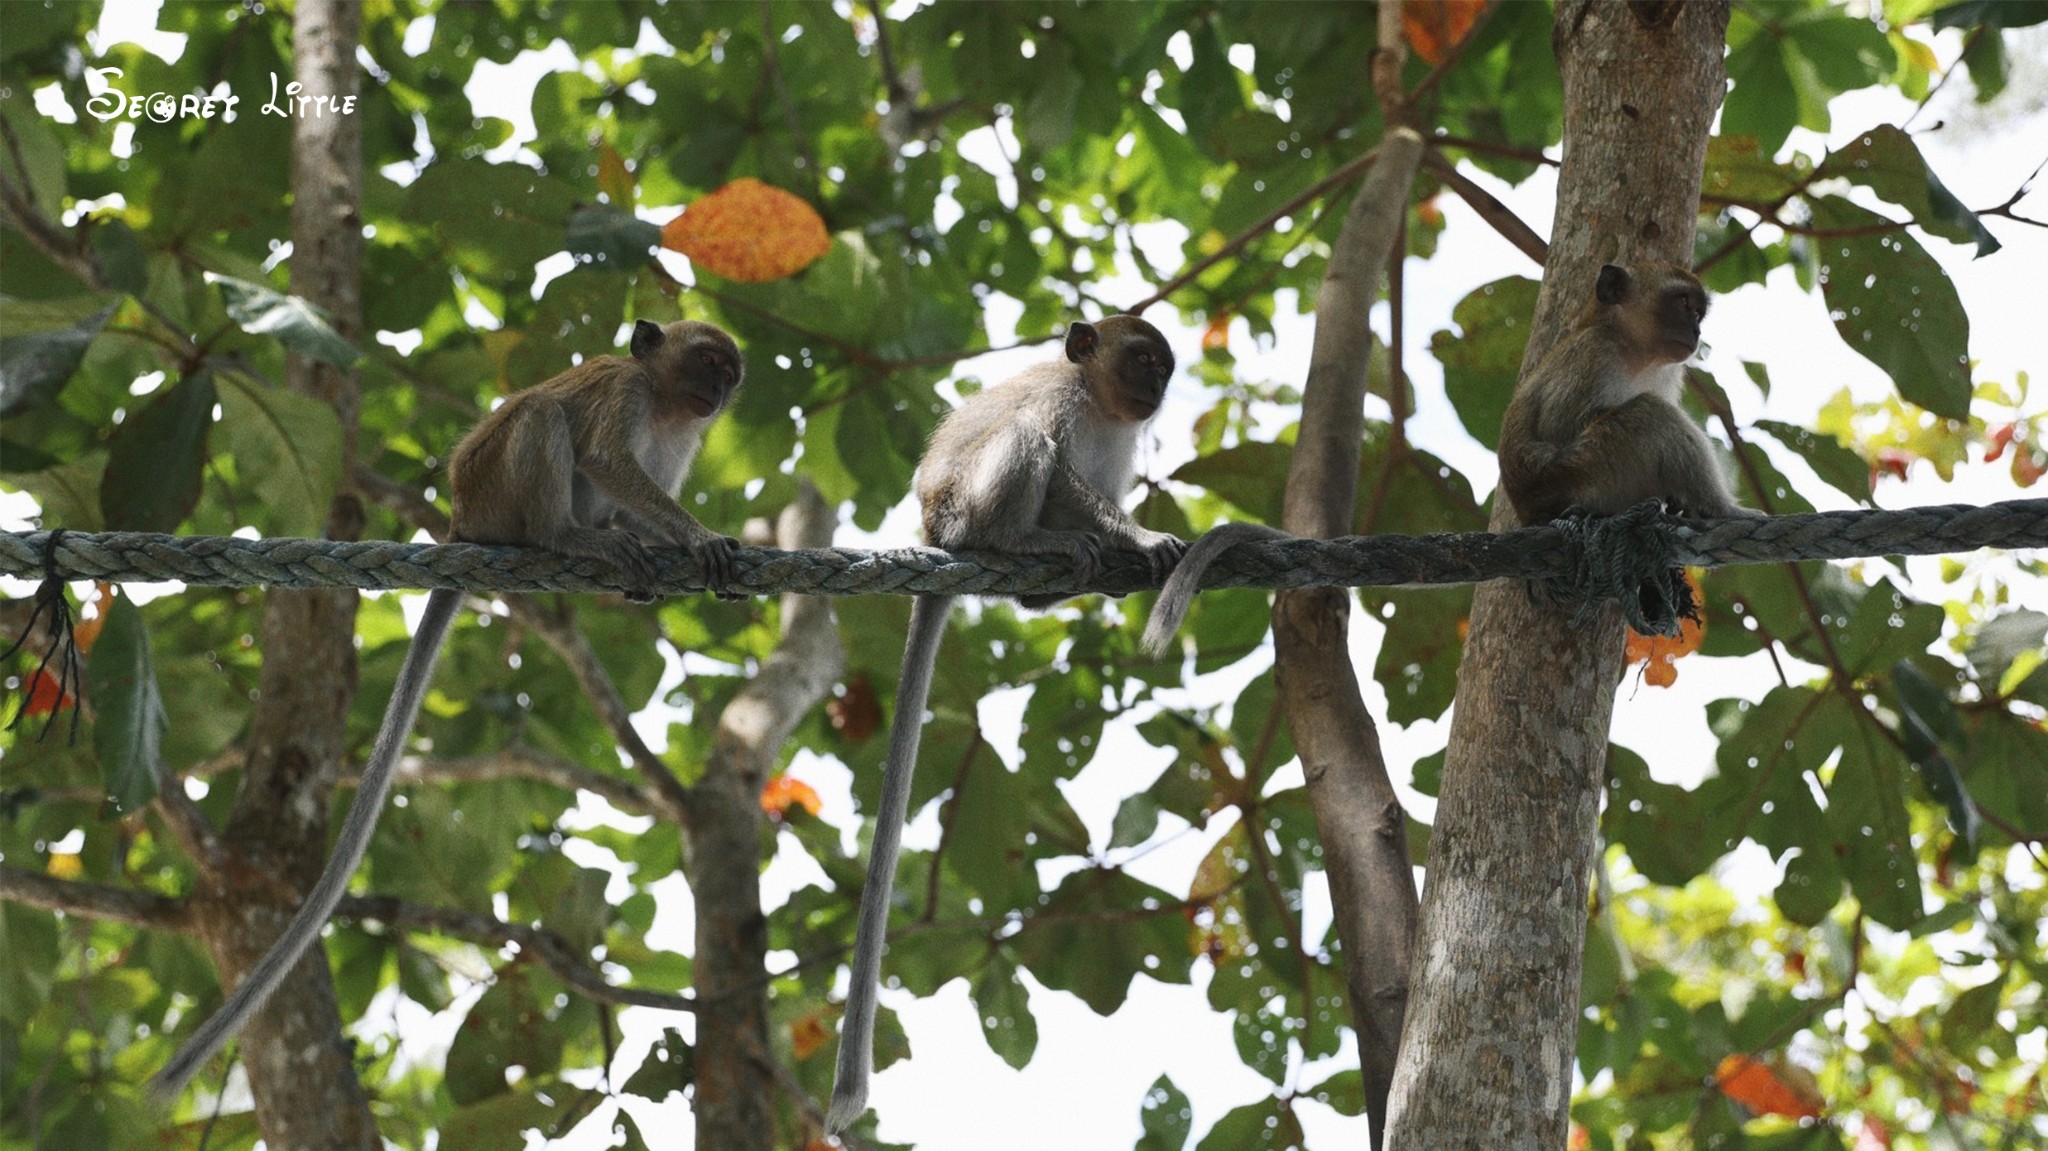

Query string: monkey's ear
1595 265 1632 306
1064 322 1099 363
630 320 665 360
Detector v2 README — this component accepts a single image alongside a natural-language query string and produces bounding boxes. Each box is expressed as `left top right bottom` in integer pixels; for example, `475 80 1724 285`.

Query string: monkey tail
1141 522 1293 658
149 587 463 1104
827 593 953 1134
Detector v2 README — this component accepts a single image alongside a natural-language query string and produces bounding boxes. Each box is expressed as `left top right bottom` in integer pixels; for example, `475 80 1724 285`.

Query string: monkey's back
917 364 1074 545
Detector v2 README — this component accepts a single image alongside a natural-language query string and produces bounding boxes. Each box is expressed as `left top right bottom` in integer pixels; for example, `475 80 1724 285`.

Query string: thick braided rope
3 500 2042 602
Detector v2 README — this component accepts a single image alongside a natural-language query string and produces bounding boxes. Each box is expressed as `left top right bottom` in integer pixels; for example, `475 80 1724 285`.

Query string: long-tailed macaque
150 319 743 1099
1498 262 1758 525
827 316 1186 1132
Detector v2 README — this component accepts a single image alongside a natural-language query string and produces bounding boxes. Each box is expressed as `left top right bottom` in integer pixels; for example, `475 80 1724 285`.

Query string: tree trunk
193 2 373 1145
683 484 843 1149
1274 124 1424 1148
1382 3 1729 1147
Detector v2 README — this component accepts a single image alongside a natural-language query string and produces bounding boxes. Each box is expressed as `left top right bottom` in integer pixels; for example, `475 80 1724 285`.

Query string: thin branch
1127 145 1385 315
1428 131 1558 169
397 748 655 816
336 893 696 1012
0 864 190 929
512 596 693 823
1423 148 1549 264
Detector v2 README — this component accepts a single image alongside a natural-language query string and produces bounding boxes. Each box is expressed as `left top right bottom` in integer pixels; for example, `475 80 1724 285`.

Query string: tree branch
1423 148 1550 265
0 863 190 929
335 893 696 1014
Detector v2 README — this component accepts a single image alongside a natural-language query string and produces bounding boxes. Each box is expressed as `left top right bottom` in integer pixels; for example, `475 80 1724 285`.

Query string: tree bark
188 2 374 1145
683 483 843 1150
1382 3 1729 1147
1269 8 1423 1144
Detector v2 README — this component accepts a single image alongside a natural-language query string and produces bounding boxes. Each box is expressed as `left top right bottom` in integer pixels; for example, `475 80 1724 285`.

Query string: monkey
1144 267 1757 656
149 319 744 1100
827 315 1187 1133
1497 262 1760 526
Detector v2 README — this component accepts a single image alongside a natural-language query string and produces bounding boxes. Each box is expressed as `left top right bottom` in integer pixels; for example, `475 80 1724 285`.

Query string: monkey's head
1594 263 1709 365
1066 315 1174 423
631 319 744 418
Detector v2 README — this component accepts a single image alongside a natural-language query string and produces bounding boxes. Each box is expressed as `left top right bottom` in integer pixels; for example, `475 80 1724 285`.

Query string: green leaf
1933 0 2048 29
1890 660 1981 856
565 205 661 269
1306 1067 1366 1117
87 595 167 813
439 1091 559 1150
1604 746 1730 886
1809 196 1972 419
970 950 1038 1069
1814 124 1999 256
1964 608 2047 686
1941 969 2006 1044
100 372 216 533
1432 275 1541 450
205 274 361 369
0 303 116 417
620 1026 694 1102
1755 418 1871 505
0 102 64 219
1136 1073 1194 1151
445 968 564 1106
1195 1097 1303 1151
215 372 344 537
1723 33 1800 156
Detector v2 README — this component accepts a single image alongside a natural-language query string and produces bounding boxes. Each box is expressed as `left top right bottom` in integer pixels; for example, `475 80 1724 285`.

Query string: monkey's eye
699 351 718 367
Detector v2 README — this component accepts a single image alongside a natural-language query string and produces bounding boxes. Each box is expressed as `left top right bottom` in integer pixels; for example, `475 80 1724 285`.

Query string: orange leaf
661 178 831 283
1402 0 1487 66
1625 571 1705 686
1872 446 1913 486
597 143 635 208
760 774 823 818
21 667 72 716
791 1012 831 1061
2015 448 2046 487
1202 312 1230 351
1716 1053 1824 1119
1985 422 2015 462
828 672 882 742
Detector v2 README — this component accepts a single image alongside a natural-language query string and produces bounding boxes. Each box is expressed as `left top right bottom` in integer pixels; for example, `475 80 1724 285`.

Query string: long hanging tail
826 594 953 1133
1142 522 1293 657
150 587 462 1102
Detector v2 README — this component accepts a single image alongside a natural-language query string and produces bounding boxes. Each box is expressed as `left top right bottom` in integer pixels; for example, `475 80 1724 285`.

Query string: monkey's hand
1667 498 1766 521
1062 531 1104 584
592 530 661 602
690 533 742 599
1131 530 1190 582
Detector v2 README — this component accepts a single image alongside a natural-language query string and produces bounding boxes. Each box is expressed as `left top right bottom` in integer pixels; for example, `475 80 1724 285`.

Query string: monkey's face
636 320 744 418
1609 265 1709 365
1071 315 1173 422
1110 332 1174 419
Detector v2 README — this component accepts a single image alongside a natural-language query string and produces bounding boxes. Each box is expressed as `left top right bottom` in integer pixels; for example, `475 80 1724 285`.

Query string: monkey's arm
1042 461 1187 577
1515 394 1756 522
575 448 737 589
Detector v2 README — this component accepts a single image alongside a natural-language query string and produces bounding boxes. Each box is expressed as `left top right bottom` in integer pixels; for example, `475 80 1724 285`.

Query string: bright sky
10 4 2046 1148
